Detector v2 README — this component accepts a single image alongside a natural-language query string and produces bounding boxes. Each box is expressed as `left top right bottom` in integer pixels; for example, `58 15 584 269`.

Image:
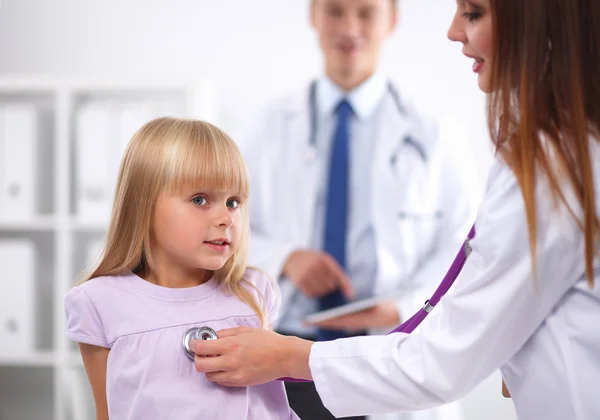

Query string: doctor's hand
283 250 355 299
191 327 314 387
306 301 400 332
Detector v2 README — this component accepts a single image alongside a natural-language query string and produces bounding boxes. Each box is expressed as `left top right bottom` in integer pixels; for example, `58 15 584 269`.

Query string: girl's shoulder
65 272 136 308
242 267 276 294
64 273 135 349
242 266 271 286
242 266 281 316
69 272 129 293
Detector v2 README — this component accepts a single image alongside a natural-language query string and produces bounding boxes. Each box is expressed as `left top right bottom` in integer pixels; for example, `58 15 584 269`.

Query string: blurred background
0 0 514 419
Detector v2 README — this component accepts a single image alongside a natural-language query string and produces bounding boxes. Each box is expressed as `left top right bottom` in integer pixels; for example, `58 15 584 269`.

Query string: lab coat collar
317 71 387 120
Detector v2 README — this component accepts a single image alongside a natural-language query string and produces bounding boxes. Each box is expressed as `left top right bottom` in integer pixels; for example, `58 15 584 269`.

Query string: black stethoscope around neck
306 79 427 163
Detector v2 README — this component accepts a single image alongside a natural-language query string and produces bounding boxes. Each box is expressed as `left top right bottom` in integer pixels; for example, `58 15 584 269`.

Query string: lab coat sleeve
238 107 297 281
396 122 481 321
309 159 586 418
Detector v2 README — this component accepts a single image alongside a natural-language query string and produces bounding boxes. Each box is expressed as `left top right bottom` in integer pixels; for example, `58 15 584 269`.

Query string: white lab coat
309 141 600 419
240 83 479 420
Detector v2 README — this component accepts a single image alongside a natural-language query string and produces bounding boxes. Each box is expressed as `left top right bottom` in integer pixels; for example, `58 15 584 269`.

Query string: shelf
0 351 56 367
0 76 204 420
0 216 57 232
0 217 110 232
0 351 88 368
0 364 55 420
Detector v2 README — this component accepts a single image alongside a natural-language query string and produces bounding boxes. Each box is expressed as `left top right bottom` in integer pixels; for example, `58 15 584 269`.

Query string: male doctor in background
239 0 477 419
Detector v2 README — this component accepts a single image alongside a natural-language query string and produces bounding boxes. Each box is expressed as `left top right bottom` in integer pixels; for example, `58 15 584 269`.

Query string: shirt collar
316 71 387 120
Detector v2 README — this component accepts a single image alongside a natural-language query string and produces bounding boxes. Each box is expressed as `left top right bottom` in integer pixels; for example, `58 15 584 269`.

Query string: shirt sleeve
64 286 110 348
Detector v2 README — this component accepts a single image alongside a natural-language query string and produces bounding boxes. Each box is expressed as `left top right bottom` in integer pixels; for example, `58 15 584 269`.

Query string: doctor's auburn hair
84 117 270 328
487 0 600 287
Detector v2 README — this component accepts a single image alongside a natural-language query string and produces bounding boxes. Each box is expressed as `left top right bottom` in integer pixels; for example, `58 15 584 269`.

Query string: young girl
65 117 299 420
191 0 600 419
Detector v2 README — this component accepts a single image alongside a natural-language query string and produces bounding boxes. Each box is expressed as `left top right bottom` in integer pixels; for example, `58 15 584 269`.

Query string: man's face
311 0 397 82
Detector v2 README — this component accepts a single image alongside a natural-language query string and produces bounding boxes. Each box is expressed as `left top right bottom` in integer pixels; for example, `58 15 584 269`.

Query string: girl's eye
192 196 207 206
227 199 240 209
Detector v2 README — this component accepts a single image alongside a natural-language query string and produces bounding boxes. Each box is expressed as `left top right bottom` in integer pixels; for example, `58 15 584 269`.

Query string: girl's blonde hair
85 117 268 327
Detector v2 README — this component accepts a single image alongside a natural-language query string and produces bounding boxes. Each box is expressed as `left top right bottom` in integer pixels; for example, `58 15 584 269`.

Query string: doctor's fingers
215 326 254 338
193 339 249 376
322 255 355 299
304 271 338 297
298 280 328 298
195 352 230 374
191 338 229 359
192 327 273 358
299 257 352 298
205 371 246 387
194 331 291 385
310 272 339 297
305 254 345 293
293 265 334 297
205 368 267 387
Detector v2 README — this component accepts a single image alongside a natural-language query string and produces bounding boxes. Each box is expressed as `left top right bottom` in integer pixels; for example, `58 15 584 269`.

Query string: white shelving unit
0 76 216 420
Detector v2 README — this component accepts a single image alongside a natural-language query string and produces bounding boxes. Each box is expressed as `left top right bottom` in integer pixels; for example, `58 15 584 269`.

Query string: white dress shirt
278 72 390 335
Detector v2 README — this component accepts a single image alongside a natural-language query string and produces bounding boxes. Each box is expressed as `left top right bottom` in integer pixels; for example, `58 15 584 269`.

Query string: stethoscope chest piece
183 326 217 360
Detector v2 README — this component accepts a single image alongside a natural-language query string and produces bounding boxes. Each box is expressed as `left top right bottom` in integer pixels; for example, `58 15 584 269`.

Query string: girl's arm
79 343 110 420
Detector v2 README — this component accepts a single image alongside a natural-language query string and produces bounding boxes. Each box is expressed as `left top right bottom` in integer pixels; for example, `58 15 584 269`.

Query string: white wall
0 0 493 175
0 0 513 419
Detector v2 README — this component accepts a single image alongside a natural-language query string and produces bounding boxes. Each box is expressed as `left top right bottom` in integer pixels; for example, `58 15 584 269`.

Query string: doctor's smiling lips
336 38 362 55
463 52 484 73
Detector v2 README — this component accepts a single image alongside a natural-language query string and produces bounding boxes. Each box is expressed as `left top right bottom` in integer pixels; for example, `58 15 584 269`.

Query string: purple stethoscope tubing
279 224 476 382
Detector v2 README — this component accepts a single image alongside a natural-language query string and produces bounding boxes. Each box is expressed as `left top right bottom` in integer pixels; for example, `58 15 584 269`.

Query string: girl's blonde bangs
161 121 249 198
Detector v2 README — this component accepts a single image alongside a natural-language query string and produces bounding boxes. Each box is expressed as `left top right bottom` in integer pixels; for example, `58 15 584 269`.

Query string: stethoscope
309 79 435 222
306 79 428 164
181 81 434 360
183 326 218 360
181 224 476 371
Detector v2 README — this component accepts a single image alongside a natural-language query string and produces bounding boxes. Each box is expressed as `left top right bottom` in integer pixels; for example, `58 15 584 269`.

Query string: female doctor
191 0 600 418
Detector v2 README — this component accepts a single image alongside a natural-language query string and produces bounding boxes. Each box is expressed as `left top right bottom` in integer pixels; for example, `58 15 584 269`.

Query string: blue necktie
317 99 353 341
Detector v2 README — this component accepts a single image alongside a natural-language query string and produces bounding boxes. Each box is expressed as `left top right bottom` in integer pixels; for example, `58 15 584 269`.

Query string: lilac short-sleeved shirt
65 269 298 420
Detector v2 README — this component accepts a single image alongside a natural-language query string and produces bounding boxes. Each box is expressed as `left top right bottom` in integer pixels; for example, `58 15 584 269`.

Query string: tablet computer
304 295 395 324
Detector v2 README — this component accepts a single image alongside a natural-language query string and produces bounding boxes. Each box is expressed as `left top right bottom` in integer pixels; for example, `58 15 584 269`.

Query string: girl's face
447 0 494 93
150 186 243 281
